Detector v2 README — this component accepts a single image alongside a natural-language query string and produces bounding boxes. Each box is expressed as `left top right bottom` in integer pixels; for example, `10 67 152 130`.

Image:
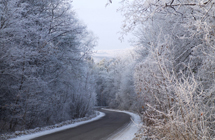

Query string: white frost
103 108 142 140
9 111 105 140
8 109 141 140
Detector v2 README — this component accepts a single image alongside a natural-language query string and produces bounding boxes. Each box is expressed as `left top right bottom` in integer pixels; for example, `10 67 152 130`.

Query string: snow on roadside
1 111 105 140
103 108 142 140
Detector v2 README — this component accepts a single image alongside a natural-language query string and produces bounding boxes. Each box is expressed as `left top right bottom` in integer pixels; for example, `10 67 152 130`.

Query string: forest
1 0 215 140
101 0 215 139
0 0 96 134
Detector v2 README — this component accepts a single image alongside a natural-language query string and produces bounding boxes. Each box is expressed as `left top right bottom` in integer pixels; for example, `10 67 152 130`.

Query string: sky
72 0 132 51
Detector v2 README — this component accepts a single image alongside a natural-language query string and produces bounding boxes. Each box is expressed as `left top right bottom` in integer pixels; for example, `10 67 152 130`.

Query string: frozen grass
1 111 105 140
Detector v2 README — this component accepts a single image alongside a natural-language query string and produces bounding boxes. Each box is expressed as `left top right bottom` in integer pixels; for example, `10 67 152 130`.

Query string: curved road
31 109 131 140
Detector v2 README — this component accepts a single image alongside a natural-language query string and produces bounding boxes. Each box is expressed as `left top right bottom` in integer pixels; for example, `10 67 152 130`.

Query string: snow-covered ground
2 109 142 140
5 111 105 140
103 108 142 140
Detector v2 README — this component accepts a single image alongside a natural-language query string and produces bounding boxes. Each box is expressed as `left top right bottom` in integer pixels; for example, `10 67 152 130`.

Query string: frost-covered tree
106 0 215 139
0 0 96 133
95 51 141 111
95 59 113 106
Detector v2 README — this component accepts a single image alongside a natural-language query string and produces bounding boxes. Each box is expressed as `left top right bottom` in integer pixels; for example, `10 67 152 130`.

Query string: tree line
1 0 215 139
98 0 215 139
0 0 96 133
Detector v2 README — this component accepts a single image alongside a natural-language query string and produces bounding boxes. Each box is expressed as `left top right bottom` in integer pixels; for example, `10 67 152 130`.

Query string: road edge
102 108 142 140
5 111 105 140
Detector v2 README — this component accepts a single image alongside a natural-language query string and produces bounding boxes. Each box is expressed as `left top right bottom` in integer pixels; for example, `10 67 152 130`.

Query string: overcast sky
72 0 131 51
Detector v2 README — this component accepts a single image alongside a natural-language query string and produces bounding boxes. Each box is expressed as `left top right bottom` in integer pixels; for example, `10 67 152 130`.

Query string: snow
5 109 142 140
103 108 142 140
8 111 105 140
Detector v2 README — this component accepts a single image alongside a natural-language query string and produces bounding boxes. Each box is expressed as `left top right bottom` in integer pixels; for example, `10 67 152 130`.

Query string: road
31 109 131 140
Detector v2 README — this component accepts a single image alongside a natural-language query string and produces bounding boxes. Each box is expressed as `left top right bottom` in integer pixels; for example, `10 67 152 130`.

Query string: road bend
31 109 131 140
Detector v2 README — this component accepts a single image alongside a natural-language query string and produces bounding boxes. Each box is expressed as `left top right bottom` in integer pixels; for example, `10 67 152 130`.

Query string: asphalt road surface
31 109 131 140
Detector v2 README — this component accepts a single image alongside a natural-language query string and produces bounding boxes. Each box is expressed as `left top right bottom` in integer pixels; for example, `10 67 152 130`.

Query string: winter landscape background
1 0 215 140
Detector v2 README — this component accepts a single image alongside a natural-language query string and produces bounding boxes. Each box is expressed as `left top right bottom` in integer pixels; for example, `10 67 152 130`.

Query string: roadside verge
103 108 142 140
1 111 105 140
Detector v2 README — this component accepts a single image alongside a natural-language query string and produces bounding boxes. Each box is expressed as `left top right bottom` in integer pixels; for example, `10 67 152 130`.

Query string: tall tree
0 0 96 133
